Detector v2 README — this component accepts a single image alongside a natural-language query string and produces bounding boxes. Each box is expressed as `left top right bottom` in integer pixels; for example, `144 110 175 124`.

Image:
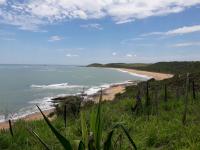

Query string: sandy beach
114 68 173 80
89 83 134 102
0 68 173 129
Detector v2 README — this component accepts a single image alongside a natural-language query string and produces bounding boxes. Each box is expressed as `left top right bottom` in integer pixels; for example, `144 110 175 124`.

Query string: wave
0 80 137 123
0 96 55 123
31 83 84 89
84 84 110 95
84 80 134 95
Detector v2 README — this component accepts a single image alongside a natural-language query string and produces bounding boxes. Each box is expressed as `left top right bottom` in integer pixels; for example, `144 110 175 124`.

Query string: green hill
88 61 200 74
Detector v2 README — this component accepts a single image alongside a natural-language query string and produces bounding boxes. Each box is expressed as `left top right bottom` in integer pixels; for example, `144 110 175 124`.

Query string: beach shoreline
0 82 135 129
0 109 54 129
112 68 173 80
0 68 173 129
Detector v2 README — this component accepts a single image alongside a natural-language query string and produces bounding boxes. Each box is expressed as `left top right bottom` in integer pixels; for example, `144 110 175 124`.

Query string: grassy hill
88 61 200 74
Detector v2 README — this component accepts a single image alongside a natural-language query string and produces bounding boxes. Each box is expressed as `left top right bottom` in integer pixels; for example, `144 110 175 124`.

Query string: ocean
0 64 148 122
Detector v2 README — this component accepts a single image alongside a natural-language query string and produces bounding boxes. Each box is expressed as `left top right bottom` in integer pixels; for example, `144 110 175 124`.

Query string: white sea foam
31 83 84 89
0 81 135 123
85 84 110 95
84 81 134 96
0 96 55 123
0 114 5 123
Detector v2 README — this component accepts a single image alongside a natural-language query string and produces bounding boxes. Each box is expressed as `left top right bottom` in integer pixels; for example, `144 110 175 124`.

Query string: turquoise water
0 65 147 122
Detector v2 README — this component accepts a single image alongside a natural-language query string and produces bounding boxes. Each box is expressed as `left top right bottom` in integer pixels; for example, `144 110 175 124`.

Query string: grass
1 91 200 149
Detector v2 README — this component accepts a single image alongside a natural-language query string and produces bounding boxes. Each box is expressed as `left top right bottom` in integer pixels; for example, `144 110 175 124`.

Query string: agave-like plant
29 91 137 150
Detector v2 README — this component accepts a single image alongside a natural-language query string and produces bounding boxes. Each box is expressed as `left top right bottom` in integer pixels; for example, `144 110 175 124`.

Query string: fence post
145 81 150 120
164 84 167 102
192 80 196 100
9 119 14 137
182 73 189 125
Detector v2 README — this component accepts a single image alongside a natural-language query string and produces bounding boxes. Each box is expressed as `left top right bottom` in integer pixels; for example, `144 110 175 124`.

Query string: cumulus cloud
172 41 200 47
80 23 103 30
142 25 200 36
0 0 200 30
48 35 63 42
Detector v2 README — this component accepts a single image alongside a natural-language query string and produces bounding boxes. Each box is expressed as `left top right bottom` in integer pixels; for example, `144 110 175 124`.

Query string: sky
0 0 200 65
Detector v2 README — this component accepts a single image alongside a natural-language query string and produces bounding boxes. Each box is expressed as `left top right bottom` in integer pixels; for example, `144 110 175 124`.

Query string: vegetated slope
87 63 149 68
87 61 200 74
133 61 200 74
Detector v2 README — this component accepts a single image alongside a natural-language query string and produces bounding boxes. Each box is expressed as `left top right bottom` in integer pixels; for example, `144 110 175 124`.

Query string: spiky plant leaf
95 90 103 150
64 104 67 128
27 128 51 150
103 130 114 150
117 125 137 150
80 111 88 147
88 134 96 150
37 105 72 150
90 108 96 134
103 124 137 150
78 140 85 150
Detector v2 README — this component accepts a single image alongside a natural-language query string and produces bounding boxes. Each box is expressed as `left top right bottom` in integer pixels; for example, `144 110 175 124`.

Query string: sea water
0 64 147 122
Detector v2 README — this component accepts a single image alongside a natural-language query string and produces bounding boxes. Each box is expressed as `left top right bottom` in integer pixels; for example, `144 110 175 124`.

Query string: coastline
0 109 54 129
112 68 173 80
87 81 137 102
0 81 135 129
0 68 173 129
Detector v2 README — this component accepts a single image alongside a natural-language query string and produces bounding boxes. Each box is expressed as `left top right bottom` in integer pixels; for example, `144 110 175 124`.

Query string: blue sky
0 0 200 65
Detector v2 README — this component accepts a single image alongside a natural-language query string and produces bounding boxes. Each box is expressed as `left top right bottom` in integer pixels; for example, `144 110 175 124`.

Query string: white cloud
172 41 200 47
80 23 103 30
126 54 137 57
112 52 117 56
115 19 134 24
121 37 144 44
0 0 200 30
126 54 132 57
0 0 5 5
166 25 200 35
1 38 15 41
48 35 63 42
142 25 200 36
66 54 79 57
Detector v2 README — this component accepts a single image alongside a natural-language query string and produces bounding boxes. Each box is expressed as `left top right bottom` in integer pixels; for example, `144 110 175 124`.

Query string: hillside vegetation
88 61 200 74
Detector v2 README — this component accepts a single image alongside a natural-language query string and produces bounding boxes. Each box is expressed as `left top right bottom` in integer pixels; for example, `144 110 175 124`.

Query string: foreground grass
1 93 200 149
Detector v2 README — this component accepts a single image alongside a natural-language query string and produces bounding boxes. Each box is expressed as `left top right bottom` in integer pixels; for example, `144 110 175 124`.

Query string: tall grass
27 91 137 150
